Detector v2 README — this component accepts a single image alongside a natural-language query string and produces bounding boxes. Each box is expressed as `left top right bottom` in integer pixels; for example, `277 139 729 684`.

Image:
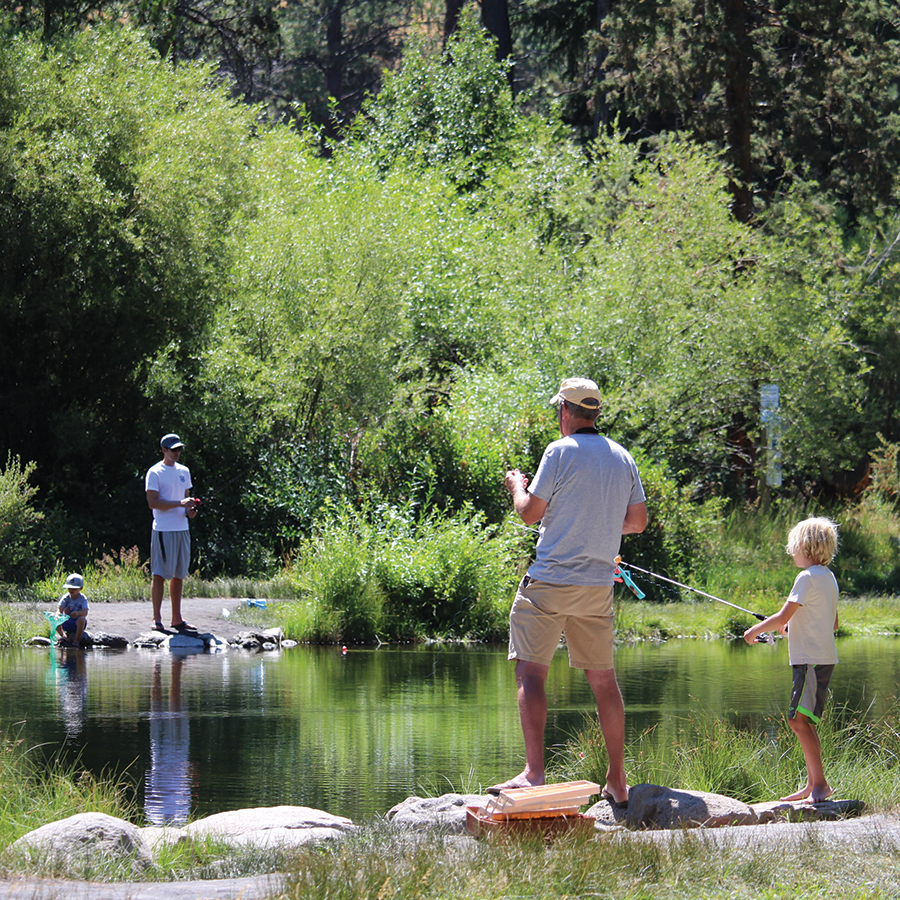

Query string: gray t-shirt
527 432 645 586
786 565 839 666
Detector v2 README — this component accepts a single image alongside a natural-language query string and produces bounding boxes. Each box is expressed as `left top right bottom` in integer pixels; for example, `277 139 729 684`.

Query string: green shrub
619 453 725 591
0 454 43 583
276 497 520 642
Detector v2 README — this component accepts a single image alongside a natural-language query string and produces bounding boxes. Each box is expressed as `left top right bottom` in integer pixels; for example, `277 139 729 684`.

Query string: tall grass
0 726 135 853
31 546 149 603
0 606 33 647
277 816 900 900
557 704 900 810
699 497 900 605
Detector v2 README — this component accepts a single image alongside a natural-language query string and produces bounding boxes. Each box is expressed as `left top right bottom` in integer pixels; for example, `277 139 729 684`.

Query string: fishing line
615 556 767 620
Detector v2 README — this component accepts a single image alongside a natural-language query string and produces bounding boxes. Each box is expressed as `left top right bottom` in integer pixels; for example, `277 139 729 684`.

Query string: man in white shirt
145 433 200 633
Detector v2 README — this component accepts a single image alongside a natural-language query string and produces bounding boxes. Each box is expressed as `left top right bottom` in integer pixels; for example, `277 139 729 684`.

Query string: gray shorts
508 577 615 670
150 530 191 580
789 664 834 724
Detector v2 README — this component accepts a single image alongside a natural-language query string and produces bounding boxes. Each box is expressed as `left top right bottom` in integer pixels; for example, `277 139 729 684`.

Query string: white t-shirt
786 565 839 666
145 460 192 532
527 432 645 586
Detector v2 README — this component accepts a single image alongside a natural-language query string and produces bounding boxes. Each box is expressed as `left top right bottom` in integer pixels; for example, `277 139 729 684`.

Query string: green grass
0 726 135 853
555 705 900 812
275 817 900 900
613 595 900 642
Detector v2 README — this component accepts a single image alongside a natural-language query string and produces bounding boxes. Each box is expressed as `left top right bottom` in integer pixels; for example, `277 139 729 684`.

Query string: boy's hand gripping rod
613 556 766 622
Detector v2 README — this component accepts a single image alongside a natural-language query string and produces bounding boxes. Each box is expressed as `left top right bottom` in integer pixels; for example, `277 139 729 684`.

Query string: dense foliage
1 17 898 610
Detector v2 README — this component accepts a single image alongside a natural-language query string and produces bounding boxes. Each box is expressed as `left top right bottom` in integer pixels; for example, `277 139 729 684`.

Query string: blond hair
786 517 839 566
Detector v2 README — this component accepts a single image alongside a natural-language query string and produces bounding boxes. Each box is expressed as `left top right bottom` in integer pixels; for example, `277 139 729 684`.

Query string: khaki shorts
508 577 615 670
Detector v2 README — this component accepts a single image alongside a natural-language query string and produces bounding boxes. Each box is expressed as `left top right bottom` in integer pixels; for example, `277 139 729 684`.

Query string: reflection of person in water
54 647 88 742
144 654 193 826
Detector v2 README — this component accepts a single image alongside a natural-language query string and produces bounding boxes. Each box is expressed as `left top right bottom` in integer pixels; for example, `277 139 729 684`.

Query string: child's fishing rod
615 556 767 622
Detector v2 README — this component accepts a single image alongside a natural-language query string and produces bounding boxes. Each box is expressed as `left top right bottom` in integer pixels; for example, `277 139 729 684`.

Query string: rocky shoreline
3 786 896 900
27 597 289 652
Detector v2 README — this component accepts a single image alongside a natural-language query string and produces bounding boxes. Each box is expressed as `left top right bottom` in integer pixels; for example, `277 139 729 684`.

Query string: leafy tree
0 27 256 550
361 7 520 190
601 0 900 220
274 0 422 129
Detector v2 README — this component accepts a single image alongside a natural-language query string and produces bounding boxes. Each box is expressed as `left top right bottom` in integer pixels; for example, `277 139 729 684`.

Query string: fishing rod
614 556 767 622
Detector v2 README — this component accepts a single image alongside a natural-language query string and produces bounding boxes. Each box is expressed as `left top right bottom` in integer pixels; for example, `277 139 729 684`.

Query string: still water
1 637 897 824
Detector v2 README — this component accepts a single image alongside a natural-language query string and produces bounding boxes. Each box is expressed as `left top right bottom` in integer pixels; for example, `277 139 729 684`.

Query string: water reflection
1 637 897 823
144 652 195 825
49 647 87 743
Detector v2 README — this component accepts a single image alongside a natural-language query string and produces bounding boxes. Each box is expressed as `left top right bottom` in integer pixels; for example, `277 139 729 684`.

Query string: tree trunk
325 0 343 111
480 0 514 88
592 0 611 134
443 0 467 46
722 0 754 222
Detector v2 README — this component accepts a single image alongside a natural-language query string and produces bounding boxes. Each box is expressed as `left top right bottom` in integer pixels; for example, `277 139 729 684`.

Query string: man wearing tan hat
488 377 647 806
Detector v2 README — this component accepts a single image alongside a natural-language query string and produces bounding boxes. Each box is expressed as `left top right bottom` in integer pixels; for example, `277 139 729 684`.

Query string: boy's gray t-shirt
786 565 839 665
526 433 645 586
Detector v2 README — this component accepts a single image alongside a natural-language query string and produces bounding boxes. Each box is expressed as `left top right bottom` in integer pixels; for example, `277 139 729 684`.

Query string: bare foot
810 784 835 803
486 772 544 795
780 786 812 801
601 783 629 807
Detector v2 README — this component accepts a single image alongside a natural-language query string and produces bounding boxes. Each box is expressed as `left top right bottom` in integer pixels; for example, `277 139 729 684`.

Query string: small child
744 516 839 802
57 573 89 646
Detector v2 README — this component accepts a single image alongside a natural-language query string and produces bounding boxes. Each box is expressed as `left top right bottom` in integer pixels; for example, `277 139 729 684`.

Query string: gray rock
132 632 169 649
586 784 758 830
231 629 282 650
84 632 130 649
386 793 487 833
750 797 865 823
0 874 284 899
9 813 155 877
164 632 207 651
183 806 357 848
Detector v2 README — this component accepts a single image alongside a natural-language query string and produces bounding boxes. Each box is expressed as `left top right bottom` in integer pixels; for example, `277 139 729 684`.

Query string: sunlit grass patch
557 703 900 811
276 816 900 900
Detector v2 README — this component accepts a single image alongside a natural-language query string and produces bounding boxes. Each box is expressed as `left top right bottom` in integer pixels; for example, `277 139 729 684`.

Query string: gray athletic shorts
508 577 615 670
789 663 834 724
150 530 191 580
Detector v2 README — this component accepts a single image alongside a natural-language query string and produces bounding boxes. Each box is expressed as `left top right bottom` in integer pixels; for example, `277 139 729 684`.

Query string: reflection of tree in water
52 648 88 743
144 654 194 826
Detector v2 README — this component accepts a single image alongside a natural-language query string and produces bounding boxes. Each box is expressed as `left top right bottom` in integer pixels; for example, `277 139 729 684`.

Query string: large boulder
183 806 357 848
8 812 155 877
386 793 488 833
587 784 758 830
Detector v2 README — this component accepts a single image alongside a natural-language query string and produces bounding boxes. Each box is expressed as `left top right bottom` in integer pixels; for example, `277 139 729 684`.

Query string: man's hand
505 469 547 525
504 469 529 494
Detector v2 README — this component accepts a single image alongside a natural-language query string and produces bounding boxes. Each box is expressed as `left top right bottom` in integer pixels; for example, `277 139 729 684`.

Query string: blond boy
744 516 840 802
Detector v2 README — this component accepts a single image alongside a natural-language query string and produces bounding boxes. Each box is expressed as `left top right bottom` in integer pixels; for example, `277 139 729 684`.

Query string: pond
1 636 898 825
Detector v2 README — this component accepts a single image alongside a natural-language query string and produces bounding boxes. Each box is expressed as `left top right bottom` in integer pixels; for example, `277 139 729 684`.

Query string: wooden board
466 806 596 839
486 780 601 816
